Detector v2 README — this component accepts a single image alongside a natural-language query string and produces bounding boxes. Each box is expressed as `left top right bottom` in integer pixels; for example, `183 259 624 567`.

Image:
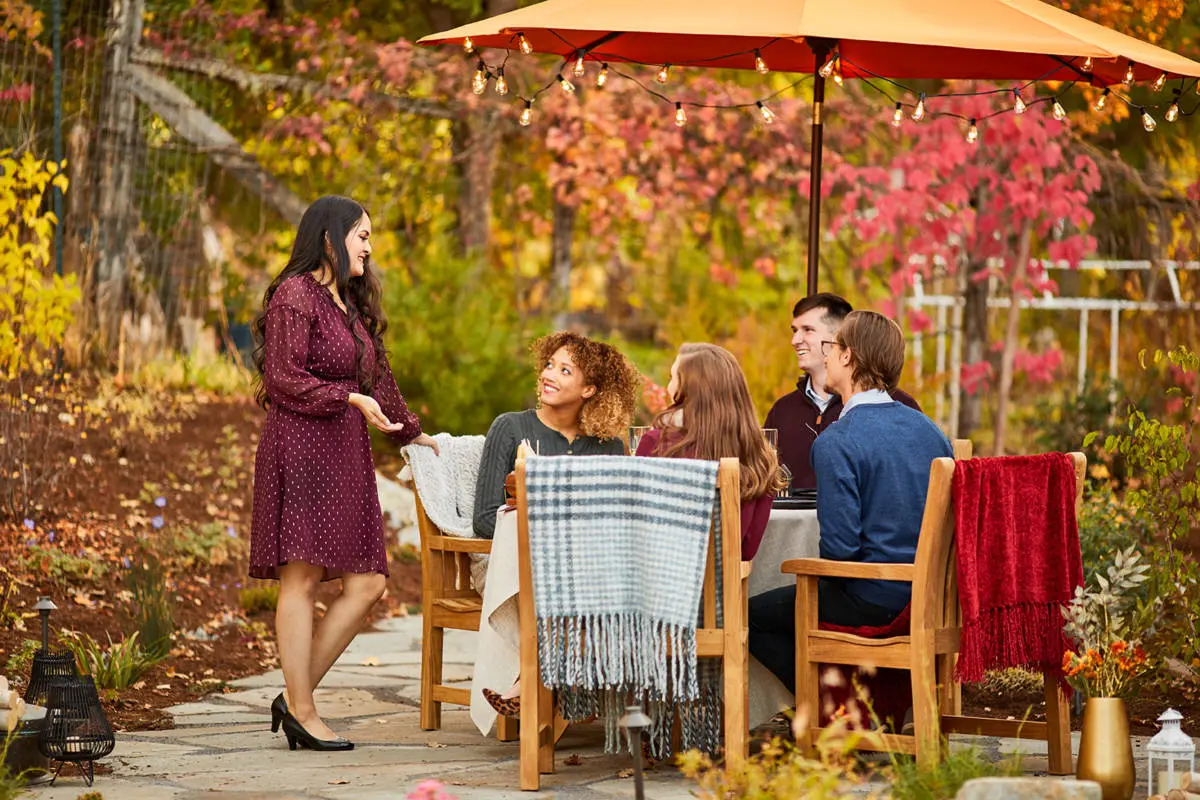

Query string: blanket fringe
956 602 1070 685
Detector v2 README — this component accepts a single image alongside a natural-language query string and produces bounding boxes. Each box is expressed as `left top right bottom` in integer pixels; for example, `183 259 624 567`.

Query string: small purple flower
47 531 55 542
220 583 227 591
122 556 132 569
155 496 167 508
151 516 164 529
227 526 238 539
235 582 242 589
23 518 34 531
24 538 35 547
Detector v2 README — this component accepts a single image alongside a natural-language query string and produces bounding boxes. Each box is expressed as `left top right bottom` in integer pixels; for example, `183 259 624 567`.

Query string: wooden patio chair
413 469 517 741
784 448 1085 774
512 454 748 790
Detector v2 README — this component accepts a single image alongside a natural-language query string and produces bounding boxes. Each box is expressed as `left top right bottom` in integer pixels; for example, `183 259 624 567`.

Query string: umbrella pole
806 44 831 297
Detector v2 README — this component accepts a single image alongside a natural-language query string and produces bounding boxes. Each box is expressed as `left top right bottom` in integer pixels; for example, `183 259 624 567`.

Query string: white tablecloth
466 506 821 735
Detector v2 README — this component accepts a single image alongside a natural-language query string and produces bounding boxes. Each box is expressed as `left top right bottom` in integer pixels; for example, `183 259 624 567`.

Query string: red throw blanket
952 453 1082 686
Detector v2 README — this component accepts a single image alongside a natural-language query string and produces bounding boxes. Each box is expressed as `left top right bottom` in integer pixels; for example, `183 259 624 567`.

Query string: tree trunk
450 113 498 256
992 222 1033 456
94 0 144 358
956 187 991 439
550 190 576 329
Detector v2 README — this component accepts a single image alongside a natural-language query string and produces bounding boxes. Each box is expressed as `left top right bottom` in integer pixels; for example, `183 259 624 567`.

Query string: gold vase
1076 697 1135 800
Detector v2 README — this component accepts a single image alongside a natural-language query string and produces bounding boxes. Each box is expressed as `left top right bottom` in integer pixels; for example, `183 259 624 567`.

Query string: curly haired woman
471 330 641 539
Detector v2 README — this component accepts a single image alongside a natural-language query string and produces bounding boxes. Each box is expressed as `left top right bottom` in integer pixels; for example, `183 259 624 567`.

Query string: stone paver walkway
25 615 1155 799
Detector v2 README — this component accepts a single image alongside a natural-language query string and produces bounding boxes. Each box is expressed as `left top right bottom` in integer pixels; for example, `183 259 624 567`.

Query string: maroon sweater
635 427 774 560
764 378 921 491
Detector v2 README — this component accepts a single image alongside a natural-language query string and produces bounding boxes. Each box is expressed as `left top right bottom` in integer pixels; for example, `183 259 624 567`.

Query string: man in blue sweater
749 311 952 693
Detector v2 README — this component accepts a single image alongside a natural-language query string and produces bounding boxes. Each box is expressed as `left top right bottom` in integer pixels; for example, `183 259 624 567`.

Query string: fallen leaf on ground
360 656 380 667
427 741 447 748
328 779 350 785
71 593 94 607
617 769 633 778
564 754 582 766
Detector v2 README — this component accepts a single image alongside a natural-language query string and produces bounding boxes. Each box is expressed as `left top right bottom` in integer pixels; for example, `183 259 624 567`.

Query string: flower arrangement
1061 545 1155 698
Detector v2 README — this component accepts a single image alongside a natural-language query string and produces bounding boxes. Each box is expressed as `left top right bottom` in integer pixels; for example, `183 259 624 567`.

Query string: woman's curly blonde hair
532 331 641 441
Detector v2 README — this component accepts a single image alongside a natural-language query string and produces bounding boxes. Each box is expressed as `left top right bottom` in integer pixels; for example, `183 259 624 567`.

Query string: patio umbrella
420 0 1200 294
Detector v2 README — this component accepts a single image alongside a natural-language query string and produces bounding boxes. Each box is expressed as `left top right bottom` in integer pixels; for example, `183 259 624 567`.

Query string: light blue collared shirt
840 388 893 417
804 376 834 414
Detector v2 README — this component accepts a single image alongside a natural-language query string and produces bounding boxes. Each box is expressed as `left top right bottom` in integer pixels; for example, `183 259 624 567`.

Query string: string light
674 102 687 127
471 62 487 95
1052 98 1067 120
832 60 844 87
754 50 769 75
1152 71 1167 92
966 118 979 144
1166 89 1181 122
1094 88 1109 111
1012 89 1026 115
818 52 838 79
596 63 609 88
573 54 586 78
557 74 576 94
463 36 475 55
1142 108 1157 131
1082 56 1093 73
1123 61 1135 86
495 67 508 96
891 102 903 127
519 99 533 126
518 34 533 55
757 101 776 124
656 64 671 84
911 93 926 122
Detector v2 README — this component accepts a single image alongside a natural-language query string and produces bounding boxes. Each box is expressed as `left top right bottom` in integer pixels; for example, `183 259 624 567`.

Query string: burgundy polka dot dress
249 273 422 580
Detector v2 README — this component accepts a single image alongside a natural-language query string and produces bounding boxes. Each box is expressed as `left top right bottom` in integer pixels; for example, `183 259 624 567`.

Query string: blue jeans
748 578 901 694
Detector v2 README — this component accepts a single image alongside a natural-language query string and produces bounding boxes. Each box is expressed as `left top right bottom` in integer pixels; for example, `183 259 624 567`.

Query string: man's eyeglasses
819 340 839 357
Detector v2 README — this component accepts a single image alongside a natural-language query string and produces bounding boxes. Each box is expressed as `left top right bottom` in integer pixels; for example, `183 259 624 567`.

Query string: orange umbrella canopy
419 0 1200 84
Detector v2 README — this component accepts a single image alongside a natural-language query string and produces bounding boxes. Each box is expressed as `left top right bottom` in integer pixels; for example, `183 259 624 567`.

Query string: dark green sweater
471 409 625 538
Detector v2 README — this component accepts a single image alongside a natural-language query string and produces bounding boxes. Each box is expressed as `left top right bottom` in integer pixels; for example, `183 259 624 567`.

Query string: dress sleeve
372 356 422 446
635 428 662 456
813 432 865 561
472 414 518 539
262 302 353 418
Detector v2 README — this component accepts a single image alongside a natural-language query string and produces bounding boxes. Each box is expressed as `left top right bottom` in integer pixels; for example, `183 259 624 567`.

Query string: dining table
467 503 820 736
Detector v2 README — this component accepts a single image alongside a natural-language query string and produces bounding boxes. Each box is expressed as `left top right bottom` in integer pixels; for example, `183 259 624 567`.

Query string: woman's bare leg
309 571 386 686
276 561 339 741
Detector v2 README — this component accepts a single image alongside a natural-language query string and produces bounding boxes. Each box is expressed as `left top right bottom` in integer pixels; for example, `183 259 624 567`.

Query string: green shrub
238 583 279 615
890 746 1023 800
165 522 247 568
3 639 39 680
0 731 32 800
125 555 174 660
16 545 107 584
59 630 163 690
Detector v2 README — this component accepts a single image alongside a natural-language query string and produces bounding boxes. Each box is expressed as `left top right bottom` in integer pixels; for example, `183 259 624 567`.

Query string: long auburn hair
651 343 783 499
252 195 387 409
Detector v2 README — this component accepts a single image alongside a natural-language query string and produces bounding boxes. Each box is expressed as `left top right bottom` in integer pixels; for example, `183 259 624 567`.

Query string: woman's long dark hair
252 195 388 409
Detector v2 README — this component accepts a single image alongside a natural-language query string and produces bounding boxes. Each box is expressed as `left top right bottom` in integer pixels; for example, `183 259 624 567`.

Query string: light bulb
1167 91 1181 121
966 119 979 144
518 34 533 55
656 64 671 84
463 36 475 55
1082 56 1093 73
596 64 609 88
674 102 687 127
755 50 769 75
1013 89 1026 115
912 94 926 122
757 101 776 124
519 100 533 126
471 64 487 95
573 55 586 78
1123 61 1135 86
1094 89 1109 111
1153 72 1167 92
1142 109 1157 131
891 102 903 127
1052 98 1066 120
495 68 508 96
818 53 837 79
557 74 575 94
832 62 844 87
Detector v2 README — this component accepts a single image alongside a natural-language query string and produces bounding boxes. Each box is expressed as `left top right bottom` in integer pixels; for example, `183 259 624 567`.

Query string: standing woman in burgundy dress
249 195 438 752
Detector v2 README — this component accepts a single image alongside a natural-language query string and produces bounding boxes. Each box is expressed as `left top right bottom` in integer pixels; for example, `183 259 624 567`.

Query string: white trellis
908 259 1200 433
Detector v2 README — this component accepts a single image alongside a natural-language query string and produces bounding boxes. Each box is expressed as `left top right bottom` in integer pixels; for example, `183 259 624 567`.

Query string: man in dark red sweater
764 294 921 491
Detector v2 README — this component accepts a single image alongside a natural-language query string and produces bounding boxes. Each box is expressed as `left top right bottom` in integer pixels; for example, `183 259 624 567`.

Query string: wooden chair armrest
429 535 493 554
780 558 915 582
741 561 753 580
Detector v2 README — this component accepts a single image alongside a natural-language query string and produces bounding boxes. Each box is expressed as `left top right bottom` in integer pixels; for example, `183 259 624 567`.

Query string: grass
58 630 165 690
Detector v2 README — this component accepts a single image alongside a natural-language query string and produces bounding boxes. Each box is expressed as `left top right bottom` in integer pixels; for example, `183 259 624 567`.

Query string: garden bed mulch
0 390 420 732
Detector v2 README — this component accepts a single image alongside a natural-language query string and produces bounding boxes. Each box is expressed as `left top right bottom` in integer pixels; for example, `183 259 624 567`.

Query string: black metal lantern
619 704 652 800
37 676 115 786
24 597 78 708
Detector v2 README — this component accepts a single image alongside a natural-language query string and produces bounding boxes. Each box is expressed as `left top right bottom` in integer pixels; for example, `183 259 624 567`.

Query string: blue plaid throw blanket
525 454 721 754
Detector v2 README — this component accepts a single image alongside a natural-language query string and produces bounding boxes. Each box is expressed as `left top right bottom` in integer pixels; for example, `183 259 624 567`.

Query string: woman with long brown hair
249 195 438 752
636 342 783 560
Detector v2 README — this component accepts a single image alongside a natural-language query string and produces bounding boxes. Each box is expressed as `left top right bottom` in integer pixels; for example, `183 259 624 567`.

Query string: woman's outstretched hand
409 433 440 455
348 392 405 434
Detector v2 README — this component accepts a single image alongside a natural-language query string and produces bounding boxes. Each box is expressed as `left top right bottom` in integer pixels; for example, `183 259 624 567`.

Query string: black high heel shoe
280 712 354 752
271 692 288 733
